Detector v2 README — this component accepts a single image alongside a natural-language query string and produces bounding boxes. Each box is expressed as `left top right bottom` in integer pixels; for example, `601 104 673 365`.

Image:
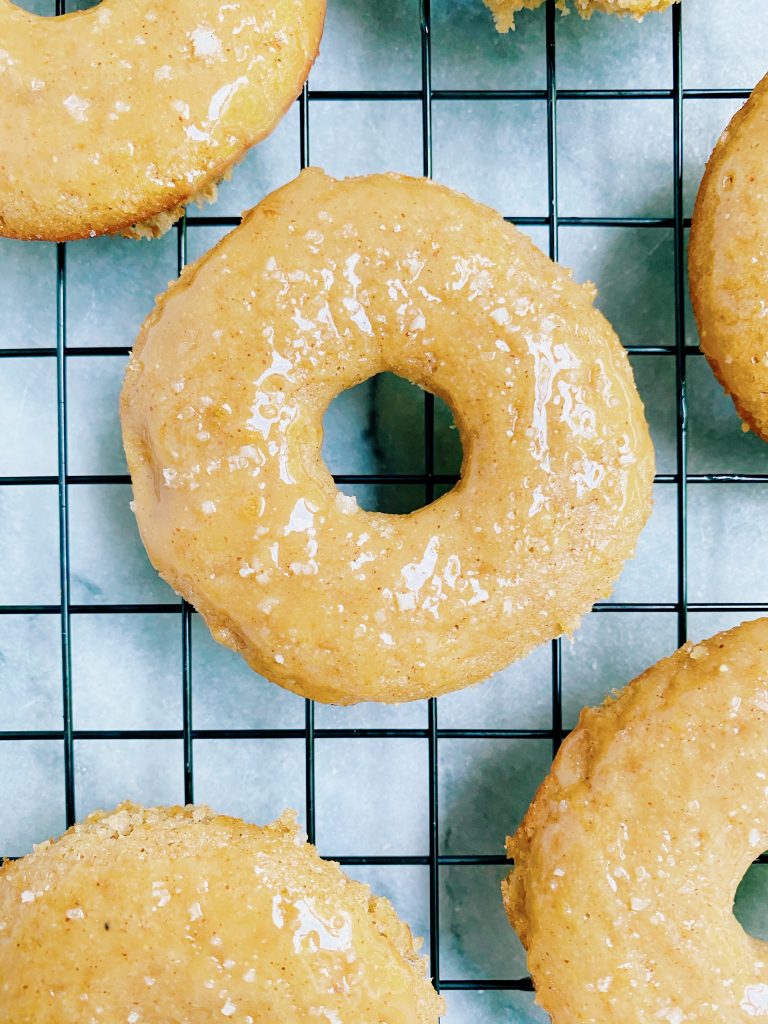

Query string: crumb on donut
485 0 678 32
122 170 233 241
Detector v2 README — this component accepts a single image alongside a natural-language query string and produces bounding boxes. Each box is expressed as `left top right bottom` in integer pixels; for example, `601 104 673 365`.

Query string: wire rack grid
1 0 767 1019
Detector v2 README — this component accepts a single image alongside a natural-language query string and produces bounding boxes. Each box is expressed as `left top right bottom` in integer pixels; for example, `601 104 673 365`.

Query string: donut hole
15 0 100 13
734 857 768 941
322 371 463 514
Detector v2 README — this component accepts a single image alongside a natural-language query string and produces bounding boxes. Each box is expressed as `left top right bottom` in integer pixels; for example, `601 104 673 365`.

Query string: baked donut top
122 169 654 704
0 803 443 1022
0 0 324 240
504 617 768 1023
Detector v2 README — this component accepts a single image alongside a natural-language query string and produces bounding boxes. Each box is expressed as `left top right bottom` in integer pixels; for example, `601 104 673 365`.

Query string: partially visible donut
0 802 444 1022
689 72 768 442
120 168 654 705
485 0 677 34
0 0 325 241
503 617 768 1024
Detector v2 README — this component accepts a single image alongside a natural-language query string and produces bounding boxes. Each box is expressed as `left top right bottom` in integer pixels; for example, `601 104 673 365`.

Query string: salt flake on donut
504 616 768 1024
120 168 655 705
0 0 325 241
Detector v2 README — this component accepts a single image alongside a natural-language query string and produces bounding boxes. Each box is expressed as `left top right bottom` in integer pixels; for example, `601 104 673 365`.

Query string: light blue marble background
1 0 767 1020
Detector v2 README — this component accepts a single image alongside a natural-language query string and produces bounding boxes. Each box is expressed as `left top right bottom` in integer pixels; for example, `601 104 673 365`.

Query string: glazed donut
485 0 677 34
0 802 443 1022
689 72 768 442
120 168 654 705
0 0 324 241
503 617 768 1024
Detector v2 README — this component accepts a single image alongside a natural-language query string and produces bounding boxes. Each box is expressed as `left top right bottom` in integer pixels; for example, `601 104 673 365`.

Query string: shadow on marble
439 738 551 854
68 484 174 605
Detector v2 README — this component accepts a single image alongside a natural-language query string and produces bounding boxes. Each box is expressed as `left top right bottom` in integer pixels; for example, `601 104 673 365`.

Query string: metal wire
1 0 765 1011
418 0 444 992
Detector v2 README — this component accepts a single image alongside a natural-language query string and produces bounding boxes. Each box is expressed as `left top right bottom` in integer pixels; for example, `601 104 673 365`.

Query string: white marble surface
1 0 768 1020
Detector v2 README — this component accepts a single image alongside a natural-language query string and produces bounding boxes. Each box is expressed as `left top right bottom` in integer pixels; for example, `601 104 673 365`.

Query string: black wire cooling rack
1 0 766 1016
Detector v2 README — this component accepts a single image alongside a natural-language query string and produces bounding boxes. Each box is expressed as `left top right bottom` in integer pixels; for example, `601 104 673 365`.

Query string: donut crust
689 73 768 442
0 802 443 1022
503 617 768 1024
485 0 677 34
0 0 325 241
121 168 654 705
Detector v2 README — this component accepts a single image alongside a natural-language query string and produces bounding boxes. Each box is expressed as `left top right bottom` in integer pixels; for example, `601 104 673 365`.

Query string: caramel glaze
121 169 655 705
0 0 325 240
0 803 444 1022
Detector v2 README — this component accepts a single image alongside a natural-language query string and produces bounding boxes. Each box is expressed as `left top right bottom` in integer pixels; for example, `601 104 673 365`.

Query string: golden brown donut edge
0 0 326 242
689 72 768 443
0 802 444 1021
